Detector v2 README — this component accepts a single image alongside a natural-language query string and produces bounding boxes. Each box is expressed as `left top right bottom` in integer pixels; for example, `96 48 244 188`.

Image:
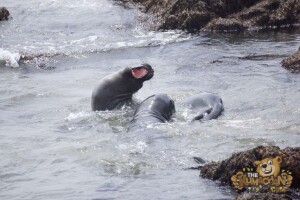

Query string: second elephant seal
182 92 224 121
129 93 175 130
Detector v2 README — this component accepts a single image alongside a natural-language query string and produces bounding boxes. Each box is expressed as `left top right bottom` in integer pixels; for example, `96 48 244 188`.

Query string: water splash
0 48 20 68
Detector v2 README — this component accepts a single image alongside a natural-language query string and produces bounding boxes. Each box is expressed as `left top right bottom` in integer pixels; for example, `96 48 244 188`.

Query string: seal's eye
260 164 263 168
267 160 272 165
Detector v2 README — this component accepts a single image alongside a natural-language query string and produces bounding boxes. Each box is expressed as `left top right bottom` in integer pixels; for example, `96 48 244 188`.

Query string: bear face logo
253 156 282 177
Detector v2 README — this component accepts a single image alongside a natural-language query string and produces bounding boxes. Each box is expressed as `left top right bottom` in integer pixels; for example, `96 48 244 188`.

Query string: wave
0 48 20 68
17 31 191 67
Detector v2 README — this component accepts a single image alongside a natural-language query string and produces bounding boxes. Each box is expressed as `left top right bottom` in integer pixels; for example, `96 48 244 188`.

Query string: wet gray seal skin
129 93 175 129
91 64 154 111
182 93 224 121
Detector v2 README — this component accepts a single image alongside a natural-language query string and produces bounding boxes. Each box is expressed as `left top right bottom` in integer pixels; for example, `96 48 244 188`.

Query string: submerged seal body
129 93 175 129
182 92 224 121
127 94 175 156
91 64 153 111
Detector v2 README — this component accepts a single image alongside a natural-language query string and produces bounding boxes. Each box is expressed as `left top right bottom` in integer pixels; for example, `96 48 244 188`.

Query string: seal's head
131 63 154 82
150 94 175 121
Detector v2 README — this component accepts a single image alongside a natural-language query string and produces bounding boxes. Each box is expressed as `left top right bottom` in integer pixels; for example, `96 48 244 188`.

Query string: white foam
118 141 147 154
223 118 261 129
65 111 91 121
0 48 20 68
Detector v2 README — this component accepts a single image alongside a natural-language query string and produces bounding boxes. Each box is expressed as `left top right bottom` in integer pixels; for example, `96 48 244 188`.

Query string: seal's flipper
184 157 206 170
184 166 203 170
202 102 223 121
193 156 206 164
192 107 213 121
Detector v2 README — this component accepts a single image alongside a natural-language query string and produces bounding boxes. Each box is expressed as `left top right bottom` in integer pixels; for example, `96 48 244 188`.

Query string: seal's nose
262 164 267 168
141 63 153 73
141 63 152 69
143 64 154 80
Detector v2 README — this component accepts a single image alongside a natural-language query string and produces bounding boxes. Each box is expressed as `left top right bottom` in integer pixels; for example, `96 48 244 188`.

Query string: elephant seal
126 94 175 157
182 92 224 121
129 93 175 129
91 64 154 111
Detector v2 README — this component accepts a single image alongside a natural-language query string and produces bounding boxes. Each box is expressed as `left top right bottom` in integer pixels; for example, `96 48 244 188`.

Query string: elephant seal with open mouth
91 64 154 111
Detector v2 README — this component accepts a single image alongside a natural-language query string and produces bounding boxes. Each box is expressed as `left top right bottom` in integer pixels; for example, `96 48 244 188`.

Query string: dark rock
235 193 292 200
281 47 300 72
153 0 213 32
268 0 300 28
161 11 212 32
204 18 246 32
200 146 300 188
207 0 261 18
0 7 10 21
115 0 300 32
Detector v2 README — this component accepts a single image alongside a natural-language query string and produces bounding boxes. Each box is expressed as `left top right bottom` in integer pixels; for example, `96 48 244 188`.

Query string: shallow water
1 1 300 200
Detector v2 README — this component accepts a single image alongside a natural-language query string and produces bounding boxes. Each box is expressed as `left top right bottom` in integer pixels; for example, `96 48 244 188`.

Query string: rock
158 0 212 32
281 47 300 72
160 11 212 33
237 0 300 29
0 7 10 21
115 0 300 32
200 146 300 188
204 17 246 32
235 193 292 200
200 146 300 199
207 0 261 18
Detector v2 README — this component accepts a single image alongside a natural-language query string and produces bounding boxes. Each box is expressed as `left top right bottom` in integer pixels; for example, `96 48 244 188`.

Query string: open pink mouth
131 67 148 79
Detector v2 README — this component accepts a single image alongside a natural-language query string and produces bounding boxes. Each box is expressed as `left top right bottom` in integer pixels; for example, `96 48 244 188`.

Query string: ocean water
1 0 300 199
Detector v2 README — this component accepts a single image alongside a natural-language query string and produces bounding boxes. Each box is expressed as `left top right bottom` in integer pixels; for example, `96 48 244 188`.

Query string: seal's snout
141 63 152 71
141 63 154 80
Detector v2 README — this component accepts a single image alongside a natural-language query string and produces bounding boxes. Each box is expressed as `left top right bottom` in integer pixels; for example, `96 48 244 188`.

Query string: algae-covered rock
200 146 300 188
204 18 246 32
235 192 292 200
0 7 10 21
200 146 300 199
281 47 300 72
116 0 300 32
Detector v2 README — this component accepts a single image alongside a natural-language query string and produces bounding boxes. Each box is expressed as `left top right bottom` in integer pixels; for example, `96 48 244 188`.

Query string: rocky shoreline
200 146 300 199
116 0 300 72
117 0 300 33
